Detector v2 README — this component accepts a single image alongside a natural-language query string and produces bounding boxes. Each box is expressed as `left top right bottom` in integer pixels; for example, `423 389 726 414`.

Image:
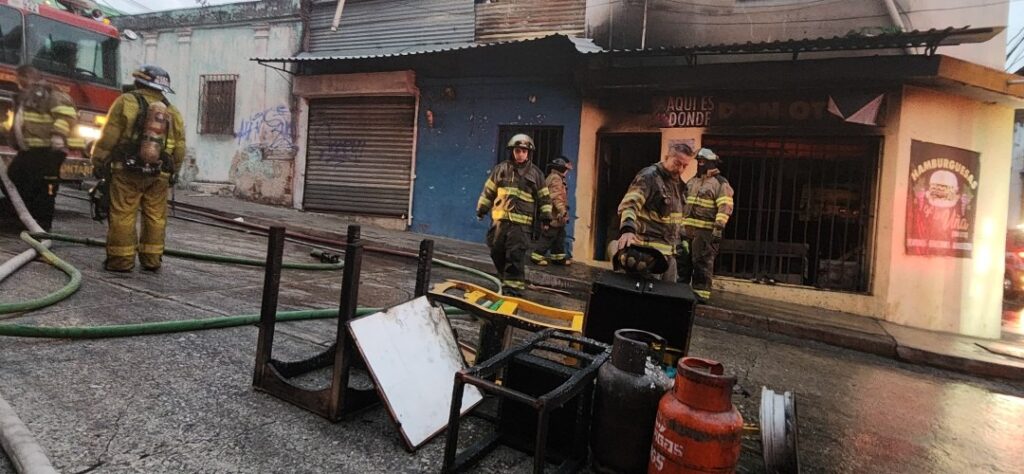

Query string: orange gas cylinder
649 357 743 473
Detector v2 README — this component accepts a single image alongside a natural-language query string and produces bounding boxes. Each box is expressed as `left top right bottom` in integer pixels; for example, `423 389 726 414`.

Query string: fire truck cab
0 0 120 182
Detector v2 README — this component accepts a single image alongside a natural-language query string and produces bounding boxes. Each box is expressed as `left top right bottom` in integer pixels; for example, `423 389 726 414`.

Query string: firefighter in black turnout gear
476 134 553 296
678 148 734 302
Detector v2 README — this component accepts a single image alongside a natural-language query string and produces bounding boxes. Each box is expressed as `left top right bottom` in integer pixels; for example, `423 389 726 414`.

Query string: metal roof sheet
253 33 601 62
589 27 1002 57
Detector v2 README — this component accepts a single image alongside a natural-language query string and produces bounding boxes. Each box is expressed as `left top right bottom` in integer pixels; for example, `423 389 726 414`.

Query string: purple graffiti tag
237 105 294 150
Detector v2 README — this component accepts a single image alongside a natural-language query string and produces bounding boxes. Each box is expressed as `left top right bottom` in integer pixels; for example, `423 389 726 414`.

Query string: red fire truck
0 0 121 181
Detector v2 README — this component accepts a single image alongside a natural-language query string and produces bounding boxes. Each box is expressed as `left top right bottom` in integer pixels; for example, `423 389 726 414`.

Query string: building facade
262 0 1021 338
113 0 302 205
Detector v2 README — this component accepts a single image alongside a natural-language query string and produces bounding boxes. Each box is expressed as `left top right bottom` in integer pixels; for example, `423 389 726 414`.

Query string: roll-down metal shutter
304 96 415 217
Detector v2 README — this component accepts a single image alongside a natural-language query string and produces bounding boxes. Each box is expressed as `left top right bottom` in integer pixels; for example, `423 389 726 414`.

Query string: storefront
574 52 1023 338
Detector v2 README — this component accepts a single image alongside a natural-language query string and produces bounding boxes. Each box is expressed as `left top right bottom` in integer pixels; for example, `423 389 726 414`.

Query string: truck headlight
76 124 102 140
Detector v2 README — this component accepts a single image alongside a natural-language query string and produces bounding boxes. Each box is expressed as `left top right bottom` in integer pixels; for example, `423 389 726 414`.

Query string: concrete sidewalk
157 190 1024 381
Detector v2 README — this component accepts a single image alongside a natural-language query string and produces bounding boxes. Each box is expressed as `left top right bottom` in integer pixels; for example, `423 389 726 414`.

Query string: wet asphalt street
1 195 1023 473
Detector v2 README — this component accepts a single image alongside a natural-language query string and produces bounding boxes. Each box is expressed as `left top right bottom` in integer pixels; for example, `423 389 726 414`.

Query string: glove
711 226 723 242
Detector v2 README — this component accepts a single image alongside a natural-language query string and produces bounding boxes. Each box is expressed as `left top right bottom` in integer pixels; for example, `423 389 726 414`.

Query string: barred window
199 74 237 135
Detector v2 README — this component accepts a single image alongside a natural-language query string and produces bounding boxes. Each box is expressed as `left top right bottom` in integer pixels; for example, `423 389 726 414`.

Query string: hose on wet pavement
0 233 81 316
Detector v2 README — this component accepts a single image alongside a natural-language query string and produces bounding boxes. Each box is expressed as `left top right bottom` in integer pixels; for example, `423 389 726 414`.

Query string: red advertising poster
905 140 980 258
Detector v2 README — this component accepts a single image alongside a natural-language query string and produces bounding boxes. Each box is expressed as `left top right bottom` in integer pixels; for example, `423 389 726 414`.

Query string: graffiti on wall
237 105 294 151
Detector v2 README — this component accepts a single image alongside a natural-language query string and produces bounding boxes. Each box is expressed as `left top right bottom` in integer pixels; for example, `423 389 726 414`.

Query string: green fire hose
0 233 82 316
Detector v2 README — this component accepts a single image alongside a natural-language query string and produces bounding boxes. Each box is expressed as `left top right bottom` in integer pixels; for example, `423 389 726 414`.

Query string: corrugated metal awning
586 26 1003 58
252 34 603 62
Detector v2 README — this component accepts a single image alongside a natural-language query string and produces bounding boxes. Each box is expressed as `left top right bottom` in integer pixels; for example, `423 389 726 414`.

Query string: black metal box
583 272 697 357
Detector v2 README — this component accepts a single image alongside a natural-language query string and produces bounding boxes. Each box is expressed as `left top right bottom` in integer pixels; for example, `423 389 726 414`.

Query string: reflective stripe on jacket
683 172 734 230
617 163 686 256
477 159 553 226
11 82 80 150
91 88 186 171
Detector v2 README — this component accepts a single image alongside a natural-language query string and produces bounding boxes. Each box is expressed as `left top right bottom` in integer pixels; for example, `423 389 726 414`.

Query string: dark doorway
594 133 662 261
702 135 881 292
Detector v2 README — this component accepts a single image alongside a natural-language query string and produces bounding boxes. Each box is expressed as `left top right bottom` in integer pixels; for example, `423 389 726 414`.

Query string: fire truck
0 0 121 182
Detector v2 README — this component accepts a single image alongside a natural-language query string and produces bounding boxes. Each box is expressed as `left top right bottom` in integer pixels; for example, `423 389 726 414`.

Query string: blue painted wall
412 76 581 244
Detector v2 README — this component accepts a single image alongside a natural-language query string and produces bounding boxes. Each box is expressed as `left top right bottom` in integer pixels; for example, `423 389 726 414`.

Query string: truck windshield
26 14 117 87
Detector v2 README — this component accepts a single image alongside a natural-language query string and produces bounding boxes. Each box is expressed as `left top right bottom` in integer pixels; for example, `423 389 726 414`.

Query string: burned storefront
572 29 1024 338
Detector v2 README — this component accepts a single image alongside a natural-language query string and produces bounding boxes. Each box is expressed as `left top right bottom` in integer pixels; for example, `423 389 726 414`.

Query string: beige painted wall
880 85 1014 338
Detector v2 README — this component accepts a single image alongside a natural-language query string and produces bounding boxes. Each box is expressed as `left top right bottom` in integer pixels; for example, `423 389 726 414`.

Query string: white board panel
348 296 483 450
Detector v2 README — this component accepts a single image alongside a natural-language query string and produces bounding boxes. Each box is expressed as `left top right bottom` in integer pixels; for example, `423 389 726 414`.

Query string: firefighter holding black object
678 148 734 301
476 134 553 296
91 65 185 272
615 142 694 282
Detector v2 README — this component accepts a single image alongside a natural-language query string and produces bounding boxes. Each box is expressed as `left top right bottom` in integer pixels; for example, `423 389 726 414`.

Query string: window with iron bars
701 135 881 293
199 74 237 135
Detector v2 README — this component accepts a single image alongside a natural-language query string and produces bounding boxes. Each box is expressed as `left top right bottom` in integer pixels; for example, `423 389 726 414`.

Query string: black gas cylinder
591 329 673 473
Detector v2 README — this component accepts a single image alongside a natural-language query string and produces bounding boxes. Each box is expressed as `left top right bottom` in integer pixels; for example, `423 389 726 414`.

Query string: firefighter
91 65 185 272
476 134 553 296
615 142 694 282
678 148 734 301
0 65 79 231
531 156 572 266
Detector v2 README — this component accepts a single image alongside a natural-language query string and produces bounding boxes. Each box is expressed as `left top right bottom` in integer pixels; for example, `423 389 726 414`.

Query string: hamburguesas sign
905 140 980 258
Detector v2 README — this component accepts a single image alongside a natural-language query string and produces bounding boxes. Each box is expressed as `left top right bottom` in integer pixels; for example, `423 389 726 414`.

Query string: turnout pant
106 166 171 271
1 148 66 231
531 224 568 264
678 229 718 300
487 221 530 291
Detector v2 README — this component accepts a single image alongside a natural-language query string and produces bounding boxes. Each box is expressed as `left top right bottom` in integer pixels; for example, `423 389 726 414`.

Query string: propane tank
591 329 673 474
649 357 743 474
138 101 168 165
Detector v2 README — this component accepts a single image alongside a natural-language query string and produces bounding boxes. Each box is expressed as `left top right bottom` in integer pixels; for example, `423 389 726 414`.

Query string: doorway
594 133 662 261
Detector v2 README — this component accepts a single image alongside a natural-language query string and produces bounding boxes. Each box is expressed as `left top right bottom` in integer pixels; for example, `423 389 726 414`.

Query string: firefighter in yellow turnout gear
91 65 185 272
615 142 694 282
476 134 553 296
0 66 80 231
679 148 734 301
531 157 572 266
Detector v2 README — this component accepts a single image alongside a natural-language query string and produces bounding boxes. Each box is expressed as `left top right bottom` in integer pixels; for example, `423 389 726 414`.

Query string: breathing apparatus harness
120 91 173 177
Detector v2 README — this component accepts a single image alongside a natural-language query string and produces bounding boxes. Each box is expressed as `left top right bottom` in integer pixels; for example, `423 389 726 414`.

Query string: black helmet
506 134 535 151
613 246 669 275
549 157 572 172
132 65 174 94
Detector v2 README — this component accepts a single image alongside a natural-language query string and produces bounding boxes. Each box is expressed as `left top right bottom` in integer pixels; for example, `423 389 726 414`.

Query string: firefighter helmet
613 245 669 275
549 157 572 172
506 134 535 150
696 147 719 162
132 65 175 94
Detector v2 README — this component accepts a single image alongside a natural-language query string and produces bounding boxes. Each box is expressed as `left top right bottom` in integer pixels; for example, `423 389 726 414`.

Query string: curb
696 304 899 359
895 345 1024 381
